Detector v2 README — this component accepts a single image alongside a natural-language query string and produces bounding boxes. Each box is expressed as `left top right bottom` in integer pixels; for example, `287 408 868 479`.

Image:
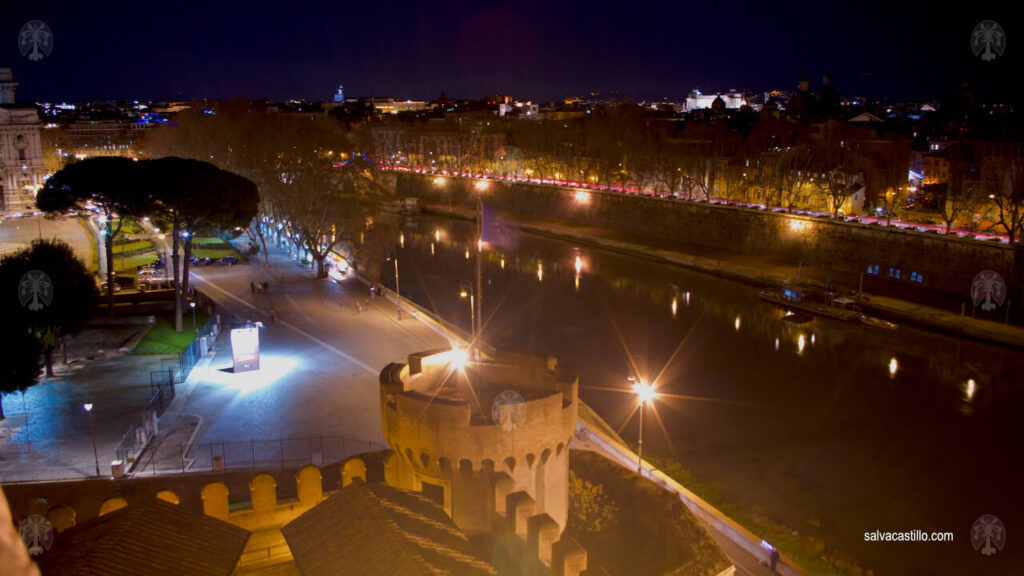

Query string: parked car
217 256 238 265
198 257 214 266
139 276 175 292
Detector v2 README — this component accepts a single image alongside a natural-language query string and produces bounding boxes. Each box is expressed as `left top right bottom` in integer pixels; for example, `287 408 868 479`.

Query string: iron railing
128 435 386 476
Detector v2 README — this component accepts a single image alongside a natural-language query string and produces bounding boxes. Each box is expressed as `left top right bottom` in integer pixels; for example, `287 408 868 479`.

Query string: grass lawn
113 253 161 274
132 312 210 355
191 247 246 262
113 239 154 253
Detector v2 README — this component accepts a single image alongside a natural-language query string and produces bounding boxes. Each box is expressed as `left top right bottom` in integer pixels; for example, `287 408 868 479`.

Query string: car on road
139 276 175 291
217 255 238 265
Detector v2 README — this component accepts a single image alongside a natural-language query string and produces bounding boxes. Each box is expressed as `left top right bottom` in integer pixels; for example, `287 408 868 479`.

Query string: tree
272 156 387 278
0 330 43 420
985 158 1024 244
568 470 618 534
1 239 98 385
146 157 259 332
36 157 150 314
937 158 980 234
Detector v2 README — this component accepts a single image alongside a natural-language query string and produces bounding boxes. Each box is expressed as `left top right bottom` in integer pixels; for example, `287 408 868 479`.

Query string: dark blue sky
2 1 1019 104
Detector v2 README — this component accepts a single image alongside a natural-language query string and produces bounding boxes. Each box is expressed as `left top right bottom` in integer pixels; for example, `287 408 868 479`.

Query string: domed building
710 94 726 113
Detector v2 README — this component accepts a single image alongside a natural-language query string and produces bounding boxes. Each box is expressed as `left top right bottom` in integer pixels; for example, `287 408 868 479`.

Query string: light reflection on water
389 214 1024 573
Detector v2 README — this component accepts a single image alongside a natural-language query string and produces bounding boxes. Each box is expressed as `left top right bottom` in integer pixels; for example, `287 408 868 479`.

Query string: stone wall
396 174 1023 298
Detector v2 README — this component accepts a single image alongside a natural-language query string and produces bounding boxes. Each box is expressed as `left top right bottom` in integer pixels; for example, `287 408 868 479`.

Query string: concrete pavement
152 240 452 449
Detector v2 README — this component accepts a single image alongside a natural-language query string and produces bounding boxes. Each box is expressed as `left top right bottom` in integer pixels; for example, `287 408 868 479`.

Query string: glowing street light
449 347 469 370
83 403 100 477
630 377 657 474
459 282 476 350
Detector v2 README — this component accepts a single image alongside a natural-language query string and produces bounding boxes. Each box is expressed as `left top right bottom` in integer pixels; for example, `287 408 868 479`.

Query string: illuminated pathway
169 242 453 446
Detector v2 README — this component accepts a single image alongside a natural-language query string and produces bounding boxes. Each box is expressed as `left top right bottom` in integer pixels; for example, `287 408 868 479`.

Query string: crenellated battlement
381 348 578 535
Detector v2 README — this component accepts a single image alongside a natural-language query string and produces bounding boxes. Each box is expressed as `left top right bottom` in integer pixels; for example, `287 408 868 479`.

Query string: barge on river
759 283 862 322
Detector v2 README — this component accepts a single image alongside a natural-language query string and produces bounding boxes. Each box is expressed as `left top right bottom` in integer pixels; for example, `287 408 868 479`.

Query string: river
380 213 1023 575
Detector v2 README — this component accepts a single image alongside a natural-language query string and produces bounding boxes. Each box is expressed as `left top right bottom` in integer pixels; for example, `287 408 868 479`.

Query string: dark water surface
384 215 1023 575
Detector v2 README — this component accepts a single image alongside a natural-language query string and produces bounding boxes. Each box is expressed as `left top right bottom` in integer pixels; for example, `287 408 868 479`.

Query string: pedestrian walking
769 547 780 574
263 281 269 293
250 281 255 294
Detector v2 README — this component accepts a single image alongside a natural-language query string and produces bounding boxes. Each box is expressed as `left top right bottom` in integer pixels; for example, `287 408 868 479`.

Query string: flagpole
475 197 482 360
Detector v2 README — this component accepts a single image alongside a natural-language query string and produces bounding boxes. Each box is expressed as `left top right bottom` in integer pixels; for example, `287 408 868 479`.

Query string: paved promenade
0 239 453 480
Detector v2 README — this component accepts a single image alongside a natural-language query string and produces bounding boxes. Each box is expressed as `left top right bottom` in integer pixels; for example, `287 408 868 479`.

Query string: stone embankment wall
394 174 1022 299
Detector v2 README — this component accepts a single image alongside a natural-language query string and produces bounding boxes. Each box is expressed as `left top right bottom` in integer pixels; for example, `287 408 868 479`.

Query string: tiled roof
282 480 496 576
38 499 250 576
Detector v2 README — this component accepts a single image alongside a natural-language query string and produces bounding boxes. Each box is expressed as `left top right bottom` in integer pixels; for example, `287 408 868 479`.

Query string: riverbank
425 204 1024 349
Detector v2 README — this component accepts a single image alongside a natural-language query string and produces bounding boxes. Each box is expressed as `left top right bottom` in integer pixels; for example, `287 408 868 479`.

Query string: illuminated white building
0 68 46 214
685 89 747 111
370 97 427 114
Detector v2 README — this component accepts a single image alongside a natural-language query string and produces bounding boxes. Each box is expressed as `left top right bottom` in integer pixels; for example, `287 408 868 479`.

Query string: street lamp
459 281 475 346
83 403 100 477
386 254 402 320
629 376 657 475
190 300 198 339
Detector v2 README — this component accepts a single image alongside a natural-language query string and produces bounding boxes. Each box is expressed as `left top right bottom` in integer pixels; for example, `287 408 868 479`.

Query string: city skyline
1 1 1019 104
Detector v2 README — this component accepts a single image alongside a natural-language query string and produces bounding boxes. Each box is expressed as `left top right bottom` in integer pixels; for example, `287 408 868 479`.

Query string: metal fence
129 436 386 476
114 377 176 468
115 305 220 471
0 467 92 485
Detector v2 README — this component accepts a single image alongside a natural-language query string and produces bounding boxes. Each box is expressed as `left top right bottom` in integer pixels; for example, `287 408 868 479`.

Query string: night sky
1 1 1020 104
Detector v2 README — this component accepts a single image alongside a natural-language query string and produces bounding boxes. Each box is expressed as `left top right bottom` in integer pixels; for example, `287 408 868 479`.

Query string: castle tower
380 348 578 535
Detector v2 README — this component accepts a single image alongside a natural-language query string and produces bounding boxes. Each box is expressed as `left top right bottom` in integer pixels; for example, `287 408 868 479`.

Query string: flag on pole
480 203 519 249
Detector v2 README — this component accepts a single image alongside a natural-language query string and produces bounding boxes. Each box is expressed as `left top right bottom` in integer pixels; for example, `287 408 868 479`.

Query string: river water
382 213 1023 575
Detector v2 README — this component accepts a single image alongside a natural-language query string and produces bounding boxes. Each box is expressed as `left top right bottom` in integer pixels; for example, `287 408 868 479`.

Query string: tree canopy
36 157 151 314
144 157 259 331
0 239 98 417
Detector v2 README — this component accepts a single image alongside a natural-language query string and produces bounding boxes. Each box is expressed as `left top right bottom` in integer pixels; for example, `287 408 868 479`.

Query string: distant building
333 85 344 103
498 101 539 118
685 89 746 111
0 67 46 214
369 97 427 114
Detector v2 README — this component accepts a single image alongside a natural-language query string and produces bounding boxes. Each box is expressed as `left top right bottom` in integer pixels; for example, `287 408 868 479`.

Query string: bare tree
937 157 980 234
984 158 1024 244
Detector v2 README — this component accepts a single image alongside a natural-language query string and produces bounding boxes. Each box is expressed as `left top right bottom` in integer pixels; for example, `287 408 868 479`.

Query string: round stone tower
380 348 578 535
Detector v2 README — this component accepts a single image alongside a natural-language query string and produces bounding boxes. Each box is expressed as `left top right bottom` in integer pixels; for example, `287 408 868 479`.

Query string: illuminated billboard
230 325 260 373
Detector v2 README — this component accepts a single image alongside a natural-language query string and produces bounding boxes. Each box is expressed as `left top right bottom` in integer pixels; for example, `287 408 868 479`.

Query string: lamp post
631 378 656 475
83 403 100 477
190 300 198 339
459 282 475 356
393 254 402 320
